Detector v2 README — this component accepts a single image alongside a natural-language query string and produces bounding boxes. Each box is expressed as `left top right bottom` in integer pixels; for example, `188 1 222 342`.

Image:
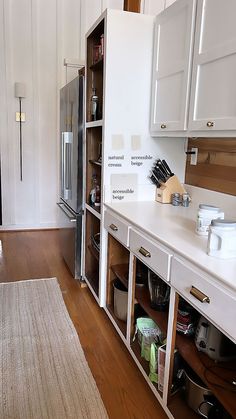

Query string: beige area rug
0 278 108 419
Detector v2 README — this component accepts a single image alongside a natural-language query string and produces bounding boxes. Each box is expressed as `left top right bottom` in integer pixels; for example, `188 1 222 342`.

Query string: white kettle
207 219 236 259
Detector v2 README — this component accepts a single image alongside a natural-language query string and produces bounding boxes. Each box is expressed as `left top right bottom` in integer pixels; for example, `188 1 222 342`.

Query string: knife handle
150 173 161 188
162 159 174 176
156 161 168 177
153 168 166 183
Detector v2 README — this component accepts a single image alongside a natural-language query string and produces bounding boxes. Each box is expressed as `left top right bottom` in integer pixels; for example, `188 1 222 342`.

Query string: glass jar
91 88 98 121
147 270 170 311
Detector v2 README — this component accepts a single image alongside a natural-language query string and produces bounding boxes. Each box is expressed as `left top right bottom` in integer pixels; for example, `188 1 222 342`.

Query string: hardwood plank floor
0 230 167 419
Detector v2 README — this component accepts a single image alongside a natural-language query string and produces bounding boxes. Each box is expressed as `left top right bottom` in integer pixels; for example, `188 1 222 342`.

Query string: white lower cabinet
129 229 172 282
171 257 236 342
104 210 236 419
104 210 130 247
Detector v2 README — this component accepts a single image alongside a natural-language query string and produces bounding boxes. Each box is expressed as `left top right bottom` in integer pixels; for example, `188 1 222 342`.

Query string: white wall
141 0 177 15
0 0 123 229
0 0 182 229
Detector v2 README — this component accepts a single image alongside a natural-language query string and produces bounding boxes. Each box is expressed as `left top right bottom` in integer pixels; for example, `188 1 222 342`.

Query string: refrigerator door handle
57 202 76 222
62 132 73 200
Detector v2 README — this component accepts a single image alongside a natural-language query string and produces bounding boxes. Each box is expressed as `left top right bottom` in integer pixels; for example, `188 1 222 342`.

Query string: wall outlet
190 147 198 165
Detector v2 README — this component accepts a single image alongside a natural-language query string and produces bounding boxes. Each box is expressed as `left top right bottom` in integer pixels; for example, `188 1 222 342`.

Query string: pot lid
199 204 220 211
211 219 236 227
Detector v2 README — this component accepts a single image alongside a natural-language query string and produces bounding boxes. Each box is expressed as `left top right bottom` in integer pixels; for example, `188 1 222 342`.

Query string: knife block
155 175 186 204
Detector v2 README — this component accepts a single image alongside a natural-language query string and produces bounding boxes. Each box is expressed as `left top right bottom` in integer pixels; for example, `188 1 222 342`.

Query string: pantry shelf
135 286 169 337
168 392 199 419
88 244 99 262
85 204 101 217
110 264 129 289
175 333 236 418
106 304 127 338
85 270 99 297
90 58 103 71
89 159 102 167
130 339 161 396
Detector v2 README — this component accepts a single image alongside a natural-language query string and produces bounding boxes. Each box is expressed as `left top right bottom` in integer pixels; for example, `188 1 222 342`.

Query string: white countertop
105 201 236 292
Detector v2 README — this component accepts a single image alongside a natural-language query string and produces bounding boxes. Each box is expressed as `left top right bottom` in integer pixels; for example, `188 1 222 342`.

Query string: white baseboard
0 222 59 231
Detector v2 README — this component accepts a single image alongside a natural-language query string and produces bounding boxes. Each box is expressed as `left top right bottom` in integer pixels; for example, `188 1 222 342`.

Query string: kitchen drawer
130 229 171 281
104 211 130 247
172 258 236 342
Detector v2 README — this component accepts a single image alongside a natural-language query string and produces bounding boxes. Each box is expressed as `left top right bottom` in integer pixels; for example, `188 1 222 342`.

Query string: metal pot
198 399 232 419
183 369 212 416
113 279 128 322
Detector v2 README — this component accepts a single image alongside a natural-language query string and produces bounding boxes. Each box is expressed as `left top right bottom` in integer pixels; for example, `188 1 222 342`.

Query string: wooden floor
0 230 167 419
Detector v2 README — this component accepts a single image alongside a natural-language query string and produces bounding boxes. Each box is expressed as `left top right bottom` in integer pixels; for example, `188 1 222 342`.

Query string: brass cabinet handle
110 223 118 231
190 286 210 303
139 246 151 258
160 123 166 129
206 121 214 127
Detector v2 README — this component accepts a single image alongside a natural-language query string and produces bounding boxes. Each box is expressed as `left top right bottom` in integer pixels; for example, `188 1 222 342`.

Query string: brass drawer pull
190 286 210 303
206 121 214 127
139 247 151 258
110 223 118 231
160 123 166 129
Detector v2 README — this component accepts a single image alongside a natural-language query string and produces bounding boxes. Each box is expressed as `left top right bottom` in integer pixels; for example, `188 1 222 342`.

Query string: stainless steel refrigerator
57 71 84 279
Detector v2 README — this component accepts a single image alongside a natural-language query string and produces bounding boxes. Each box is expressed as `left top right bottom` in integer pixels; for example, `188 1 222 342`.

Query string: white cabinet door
150 0 196 135
189 0 236 133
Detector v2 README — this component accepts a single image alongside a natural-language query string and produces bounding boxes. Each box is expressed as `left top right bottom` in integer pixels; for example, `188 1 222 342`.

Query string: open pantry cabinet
84 14 104 300
103 212 236 419
129 255 172 402
167 293 236 419
104 227 174 408
84 10 157 305
105 234 130 339
84 209 101 298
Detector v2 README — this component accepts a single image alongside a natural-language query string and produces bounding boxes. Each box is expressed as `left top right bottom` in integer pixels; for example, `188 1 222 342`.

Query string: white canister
196 204 224 236
207 220 236 259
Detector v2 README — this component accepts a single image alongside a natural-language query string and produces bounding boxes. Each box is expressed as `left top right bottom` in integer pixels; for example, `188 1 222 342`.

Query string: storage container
183 368 212 416
207 219 236 259
148 270 170 310
196 204 224 236
113 279 128 321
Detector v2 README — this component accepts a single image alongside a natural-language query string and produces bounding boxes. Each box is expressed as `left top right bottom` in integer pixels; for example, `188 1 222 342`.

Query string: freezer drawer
57 201 82 279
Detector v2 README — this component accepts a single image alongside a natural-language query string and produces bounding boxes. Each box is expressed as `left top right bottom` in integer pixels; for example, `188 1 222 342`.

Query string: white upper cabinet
189 0 236 134
150 0 196 135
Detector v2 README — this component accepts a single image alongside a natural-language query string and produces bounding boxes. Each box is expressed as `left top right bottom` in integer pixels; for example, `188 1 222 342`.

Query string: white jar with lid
196 204 224 236
207 219 236 259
